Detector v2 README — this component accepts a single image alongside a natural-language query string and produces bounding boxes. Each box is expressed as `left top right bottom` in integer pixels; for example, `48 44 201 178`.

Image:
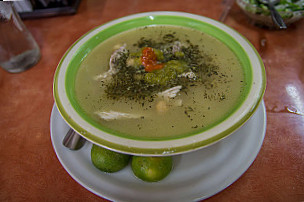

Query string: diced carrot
141 47 164 72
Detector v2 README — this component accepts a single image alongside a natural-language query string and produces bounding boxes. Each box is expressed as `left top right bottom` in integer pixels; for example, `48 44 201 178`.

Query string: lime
91 144 130 173
131 156 173 182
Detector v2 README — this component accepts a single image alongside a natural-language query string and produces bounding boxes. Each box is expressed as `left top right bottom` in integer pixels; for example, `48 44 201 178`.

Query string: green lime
91 144 130 173
131 156 173 182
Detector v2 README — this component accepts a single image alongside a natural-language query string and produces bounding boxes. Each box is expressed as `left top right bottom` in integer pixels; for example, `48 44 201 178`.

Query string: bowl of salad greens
236 0 304 28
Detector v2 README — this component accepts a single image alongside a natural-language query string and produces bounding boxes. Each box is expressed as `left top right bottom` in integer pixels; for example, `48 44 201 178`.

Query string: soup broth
75 26 246 139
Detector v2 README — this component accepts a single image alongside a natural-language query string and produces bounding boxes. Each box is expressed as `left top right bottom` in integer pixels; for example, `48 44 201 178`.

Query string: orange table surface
1 0 303 201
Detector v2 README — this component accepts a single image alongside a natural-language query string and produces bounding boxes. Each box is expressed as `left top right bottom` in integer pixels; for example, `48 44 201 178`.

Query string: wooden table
1 0 303 201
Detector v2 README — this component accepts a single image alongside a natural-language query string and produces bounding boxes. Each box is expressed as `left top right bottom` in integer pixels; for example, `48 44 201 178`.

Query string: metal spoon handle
267 0 287 29
62 128 86 150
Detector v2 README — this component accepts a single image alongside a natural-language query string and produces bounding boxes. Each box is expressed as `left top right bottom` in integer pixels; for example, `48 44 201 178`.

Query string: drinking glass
0 2 40 73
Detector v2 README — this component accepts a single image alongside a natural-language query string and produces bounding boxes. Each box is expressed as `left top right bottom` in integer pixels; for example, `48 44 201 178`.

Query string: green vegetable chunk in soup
74 26 246 140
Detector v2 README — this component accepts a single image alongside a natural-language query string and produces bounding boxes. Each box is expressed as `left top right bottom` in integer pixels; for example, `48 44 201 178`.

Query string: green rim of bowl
53 12 266 155
66 16 252 140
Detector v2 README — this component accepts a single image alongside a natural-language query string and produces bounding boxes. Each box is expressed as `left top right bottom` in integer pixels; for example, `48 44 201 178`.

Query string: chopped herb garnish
103 33 210 101
102 32 231 103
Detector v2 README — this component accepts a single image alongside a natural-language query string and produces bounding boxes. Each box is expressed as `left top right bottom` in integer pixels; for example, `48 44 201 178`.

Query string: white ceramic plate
50 102 266 202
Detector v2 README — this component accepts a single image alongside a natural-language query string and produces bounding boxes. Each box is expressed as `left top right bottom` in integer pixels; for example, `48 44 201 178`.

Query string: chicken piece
157 86 182 100
179 71 197 80
94 44 127 80
155 86 183 113
95 111 142 121
172 41 182 54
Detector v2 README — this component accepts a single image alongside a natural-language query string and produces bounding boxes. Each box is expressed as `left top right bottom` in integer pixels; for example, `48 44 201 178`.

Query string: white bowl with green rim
53 11 266 156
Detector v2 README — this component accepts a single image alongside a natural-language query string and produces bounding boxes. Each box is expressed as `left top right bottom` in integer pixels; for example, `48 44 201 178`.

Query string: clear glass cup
0 2 40 73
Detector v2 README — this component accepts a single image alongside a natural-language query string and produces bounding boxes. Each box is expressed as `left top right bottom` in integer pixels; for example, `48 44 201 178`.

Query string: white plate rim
50 101 266 202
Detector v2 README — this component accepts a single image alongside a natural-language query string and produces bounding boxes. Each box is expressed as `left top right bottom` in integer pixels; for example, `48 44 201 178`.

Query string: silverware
259 0 287 29
62 128 86 150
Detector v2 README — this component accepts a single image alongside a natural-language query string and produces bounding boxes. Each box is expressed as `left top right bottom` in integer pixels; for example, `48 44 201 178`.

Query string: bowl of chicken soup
53 11 266 156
